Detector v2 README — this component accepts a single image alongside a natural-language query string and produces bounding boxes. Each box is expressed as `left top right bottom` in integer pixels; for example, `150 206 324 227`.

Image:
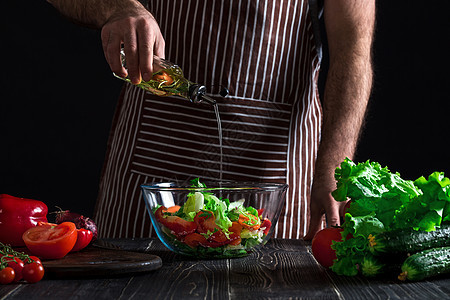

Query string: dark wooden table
1 238 449 299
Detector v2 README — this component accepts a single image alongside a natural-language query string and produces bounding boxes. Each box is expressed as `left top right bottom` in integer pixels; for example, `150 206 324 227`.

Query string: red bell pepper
71 228 93 252
0 194 48 246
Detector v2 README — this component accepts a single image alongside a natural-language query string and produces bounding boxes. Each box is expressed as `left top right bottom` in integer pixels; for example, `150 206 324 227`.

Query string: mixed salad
152 179 272 258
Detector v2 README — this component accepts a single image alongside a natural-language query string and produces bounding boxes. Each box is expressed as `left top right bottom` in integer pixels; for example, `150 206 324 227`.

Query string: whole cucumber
398 247 450 281
369 224 450 255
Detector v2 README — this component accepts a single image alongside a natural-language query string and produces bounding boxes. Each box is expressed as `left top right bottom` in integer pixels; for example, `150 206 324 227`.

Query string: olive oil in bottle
113 49 216 105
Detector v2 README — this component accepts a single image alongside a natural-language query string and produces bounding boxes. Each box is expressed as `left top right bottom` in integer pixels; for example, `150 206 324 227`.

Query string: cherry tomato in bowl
22 222 77 259
311 227 343 268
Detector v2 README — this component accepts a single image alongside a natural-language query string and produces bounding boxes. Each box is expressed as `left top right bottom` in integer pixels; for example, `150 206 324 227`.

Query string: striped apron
94 0 322 239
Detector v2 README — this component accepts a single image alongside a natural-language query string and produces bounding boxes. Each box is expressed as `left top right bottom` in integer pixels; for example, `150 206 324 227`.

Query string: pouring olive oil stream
113 50 226 180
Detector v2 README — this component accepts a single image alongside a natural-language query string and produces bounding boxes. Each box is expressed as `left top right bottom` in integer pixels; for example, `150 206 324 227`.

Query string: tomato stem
0 242 35 265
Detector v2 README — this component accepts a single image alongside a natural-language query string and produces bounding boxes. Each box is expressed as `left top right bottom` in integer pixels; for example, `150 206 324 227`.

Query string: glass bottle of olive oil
114 49 216 105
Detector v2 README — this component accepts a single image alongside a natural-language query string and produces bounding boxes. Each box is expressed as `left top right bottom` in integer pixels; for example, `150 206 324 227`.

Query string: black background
1 1 449 218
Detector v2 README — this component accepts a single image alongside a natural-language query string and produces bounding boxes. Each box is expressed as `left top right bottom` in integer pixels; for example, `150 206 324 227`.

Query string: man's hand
303 177 349 240
47 0 165 84
101 3 165 84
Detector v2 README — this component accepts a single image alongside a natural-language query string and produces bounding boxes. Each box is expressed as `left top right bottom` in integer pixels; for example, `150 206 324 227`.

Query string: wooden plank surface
42 247 162 278
1 238 450 299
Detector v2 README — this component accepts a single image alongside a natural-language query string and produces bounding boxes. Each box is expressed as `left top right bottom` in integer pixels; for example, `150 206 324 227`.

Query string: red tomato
0 267 15 284
194 210 216 233
71 229 93 252
22 262 45 283
5 256 24 282
155 206 196 237
227 222 242 246
194 211 227 244
184 233 208 248
257 208 265 217
22 222 78 259
261 218 272 235
194 212 241 247
311 227 343 268
193 211 223 246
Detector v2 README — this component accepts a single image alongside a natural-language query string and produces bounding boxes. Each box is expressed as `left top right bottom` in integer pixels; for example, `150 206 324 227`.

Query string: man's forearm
314 0 375 181
46 0 144 29
315 52 373 179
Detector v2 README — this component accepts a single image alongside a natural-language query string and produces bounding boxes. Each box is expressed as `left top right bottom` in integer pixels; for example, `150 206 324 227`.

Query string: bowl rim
141 181 288 191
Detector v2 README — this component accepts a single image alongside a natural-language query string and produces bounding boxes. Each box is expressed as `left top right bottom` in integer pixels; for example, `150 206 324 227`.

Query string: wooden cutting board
42 245 162 278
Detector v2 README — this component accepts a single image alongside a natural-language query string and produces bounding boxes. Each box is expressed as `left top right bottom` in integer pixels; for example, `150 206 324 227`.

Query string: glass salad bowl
141 179 288 258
